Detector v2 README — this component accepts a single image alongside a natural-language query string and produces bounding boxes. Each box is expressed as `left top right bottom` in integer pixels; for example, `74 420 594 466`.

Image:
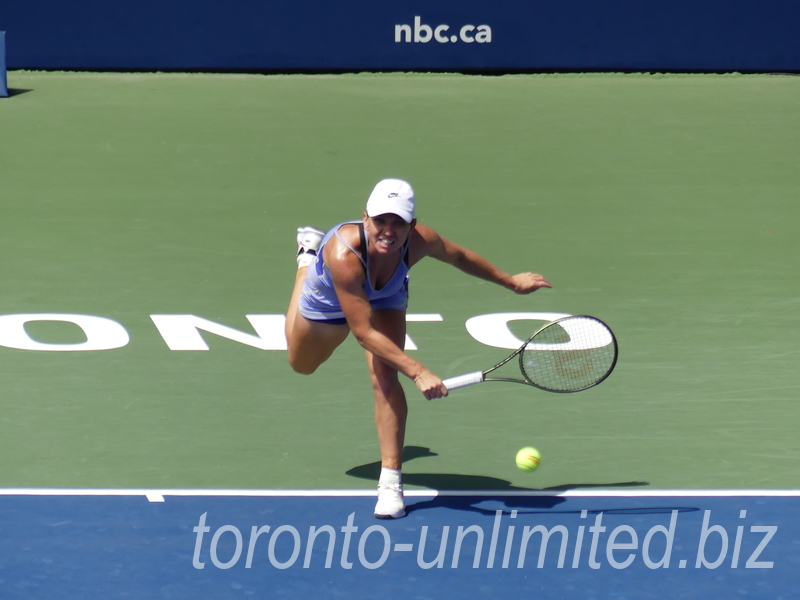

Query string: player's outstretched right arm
326 234 447 399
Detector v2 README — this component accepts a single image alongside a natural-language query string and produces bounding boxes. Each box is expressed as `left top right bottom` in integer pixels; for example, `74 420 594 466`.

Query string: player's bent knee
289 358 320 375
287 321 349 376
287 349 321 375
289 361 316 375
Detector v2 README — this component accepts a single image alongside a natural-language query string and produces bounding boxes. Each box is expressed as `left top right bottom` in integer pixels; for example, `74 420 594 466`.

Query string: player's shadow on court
5 88 33 97
346 445 650 515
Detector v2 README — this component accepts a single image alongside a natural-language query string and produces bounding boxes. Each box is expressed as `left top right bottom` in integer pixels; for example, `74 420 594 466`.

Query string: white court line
1 488 800 502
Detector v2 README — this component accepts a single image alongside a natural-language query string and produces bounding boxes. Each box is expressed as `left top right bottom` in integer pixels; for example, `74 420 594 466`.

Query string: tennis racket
442 315 618 393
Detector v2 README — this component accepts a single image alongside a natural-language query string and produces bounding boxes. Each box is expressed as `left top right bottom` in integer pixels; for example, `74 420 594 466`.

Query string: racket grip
442 371 485 390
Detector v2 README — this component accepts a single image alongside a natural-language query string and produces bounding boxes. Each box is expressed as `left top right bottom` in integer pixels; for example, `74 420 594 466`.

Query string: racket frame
443 315 618 393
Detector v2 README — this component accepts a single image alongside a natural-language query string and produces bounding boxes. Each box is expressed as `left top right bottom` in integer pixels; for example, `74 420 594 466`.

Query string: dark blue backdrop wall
0 31 8 96
1 0 798 72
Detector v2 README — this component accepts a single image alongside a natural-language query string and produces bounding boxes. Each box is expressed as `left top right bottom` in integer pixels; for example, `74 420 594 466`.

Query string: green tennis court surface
0 71 798 495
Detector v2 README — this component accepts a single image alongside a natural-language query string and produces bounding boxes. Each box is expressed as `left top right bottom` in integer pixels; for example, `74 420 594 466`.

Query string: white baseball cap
366 179 415 223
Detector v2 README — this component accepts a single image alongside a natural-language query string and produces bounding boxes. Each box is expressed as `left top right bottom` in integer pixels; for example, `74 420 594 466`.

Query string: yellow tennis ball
515 447 541 472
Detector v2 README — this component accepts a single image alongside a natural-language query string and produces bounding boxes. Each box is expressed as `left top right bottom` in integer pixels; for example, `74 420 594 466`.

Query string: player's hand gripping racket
442 315 618 393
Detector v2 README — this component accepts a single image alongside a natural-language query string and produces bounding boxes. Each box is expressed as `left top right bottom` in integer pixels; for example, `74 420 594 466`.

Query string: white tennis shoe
296 226 325 267
374 482 406 519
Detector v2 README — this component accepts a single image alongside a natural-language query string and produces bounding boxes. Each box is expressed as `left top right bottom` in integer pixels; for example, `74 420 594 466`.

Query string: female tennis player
285 178 551 518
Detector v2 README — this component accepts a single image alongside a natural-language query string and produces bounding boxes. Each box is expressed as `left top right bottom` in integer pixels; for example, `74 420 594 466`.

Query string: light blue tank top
298 221 411 322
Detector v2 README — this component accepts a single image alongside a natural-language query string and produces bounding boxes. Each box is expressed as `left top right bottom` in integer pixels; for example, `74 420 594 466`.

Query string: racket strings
521 317 616 392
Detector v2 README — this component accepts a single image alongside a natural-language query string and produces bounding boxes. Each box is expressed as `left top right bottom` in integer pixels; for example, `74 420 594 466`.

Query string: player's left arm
409 223 552 294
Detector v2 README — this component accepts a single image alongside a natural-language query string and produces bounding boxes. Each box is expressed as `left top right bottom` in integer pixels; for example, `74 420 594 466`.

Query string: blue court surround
0 490 796 599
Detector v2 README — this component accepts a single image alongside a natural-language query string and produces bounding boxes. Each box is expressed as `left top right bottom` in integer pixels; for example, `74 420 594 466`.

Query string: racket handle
442 371 485 390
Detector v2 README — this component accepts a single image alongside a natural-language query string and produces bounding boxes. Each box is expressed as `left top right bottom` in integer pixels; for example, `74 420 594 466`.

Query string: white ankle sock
296 251 316 268
379 467 402 487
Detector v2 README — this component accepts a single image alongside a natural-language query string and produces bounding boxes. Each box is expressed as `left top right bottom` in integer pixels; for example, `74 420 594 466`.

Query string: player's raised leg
287 313 350 374
367 308 408 519
285 227 349 374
